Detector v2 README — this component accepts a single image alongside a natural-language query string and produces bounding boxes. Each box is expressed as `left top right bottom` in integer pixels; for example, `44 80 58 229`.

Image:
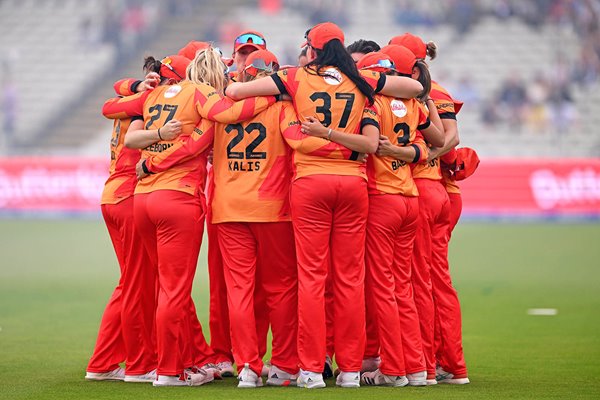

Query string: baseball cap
380 45 416 76
234 31 267 53
159 55 191 82
356 52 395 73
388 33 426 59
243 49 279 77
454 147 480 181
301 22 344 50
178 41 210 60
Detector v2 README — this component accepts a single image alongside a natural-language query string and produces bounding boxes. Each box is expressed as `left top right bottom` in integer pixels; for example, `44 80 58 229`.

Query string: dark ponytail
414 60 431 103
143 56 162 74
305 40 375 105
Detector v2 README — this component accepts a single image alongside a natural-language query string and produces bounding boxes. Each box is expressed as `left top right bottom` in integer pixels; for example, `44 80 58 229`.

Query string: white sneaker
297 369 326 389
217 361 235 377
407 370 427 386
360 357 381 373
193 363 222 380
261 361 270 378
124 369 157 383
186 369 215 386
361 369 407 387
266 365 298 386
322 355 333 379
436 367 470 384
85 367 125 381
336 371 361 388
152 374 188 387
237 363 263 388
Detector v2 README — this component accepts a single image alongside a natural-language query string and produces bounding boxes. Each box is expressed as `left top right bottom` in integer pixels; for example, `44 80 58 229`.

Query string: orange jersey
442 171 461 194
271 66 385 180
364 94 429 196
102 81 276 195
100 117 142 204
412 81 457 181
113 78 141 97
211 101 296 223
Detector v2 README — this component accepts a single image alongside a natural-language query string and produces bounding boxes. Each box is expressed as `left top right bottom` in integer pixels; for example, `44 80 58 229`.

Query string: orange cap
301 22 344 50
234 31 267 53
159 55 190 82
243 49 279 76
178 41 211 60
389 33 426 59
454 147 480 181
380 45 416 76
356 51 395 73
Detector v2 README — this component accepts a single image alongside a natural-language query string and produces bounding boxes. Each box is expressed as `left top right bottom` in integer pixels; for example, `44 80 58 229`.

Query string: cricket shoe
361 356 381 373
216 361 235 377
426 372 438 385
187 369 215 386
192 363 222 380
237 363 263 388
322 355 334 379
152 374 188 387
406 370 427 386
297 370 326 389
361 369 408 387
266 365 298 386
124 369 157 383
261 360 271 377
336 371 360 388
436 367 470 384
85 367 125 381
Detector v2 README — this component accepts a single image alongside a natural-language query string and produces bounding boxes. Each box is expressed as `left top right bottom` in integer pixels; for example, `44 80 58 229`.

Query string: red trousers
432 191 467 376
134 190 213 376
291 175 368 373
365 194 423 376
218 222 298 376
88 197 156 373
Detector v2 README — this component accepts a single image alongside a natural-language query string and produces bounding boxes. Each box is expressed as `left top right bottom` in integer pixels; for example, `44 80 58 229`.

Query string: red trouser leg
431 188 467 376
141 190 207 376
206 213 233 364
255 222 298 374
292 175 368 373
364 194 407 376
363 288 380 359
394 197 426 374
218 222 263 376
447 193 462 238
412 178 445 377
87 201 131 372
255 260 270 363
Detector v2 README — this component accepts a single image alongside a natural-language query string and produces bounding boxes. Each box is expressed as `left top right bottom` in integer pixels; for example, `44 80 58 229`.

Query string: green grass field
1 220 599 399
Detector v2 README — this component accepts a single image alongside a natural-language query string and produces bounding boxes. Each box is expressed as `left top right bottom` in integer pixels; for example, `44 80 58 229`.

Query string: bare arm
379 75 423 99
225 76 281 100
301 116 379 154
124 119 182 149
428 117 460 161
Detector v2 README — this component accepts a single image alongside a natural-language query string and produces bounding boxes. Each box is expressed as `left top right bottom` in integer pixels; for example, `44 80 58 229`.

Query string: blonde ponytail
186 46 228 94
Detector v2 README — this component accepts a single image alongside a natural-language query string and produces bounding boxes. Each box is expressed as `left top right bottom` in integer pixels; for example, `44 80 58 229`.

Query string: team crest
390 99 407 118
323 68 342 85
164 85 182 98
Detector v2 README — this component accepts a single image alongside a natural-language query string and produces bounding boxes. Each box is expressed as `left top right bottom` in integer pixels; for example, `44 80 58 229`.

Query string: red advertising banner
459 158 600 217
0 157 599 217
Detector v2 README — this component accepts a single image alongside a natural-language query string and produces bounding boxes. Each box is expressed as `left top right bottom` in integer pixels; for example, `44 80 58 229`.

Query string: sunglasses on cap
235 33 266 47
362 59 396 71
161 57 184 80
243 58 279 75
304 29 312 47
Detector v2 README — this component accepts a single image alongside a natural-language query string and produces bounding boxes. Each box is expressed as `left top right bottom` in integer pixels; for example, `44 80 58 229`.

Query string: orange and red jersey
363 94 429 196
211 101 296 223
271 66 385 180
102 81 276 196
412 80 458 181
113 78 142 97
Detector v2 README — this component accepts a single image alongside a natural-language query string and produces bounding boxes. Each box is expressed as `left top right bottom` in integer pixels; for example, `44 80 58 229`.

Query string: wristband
157 127 163 141
141 160 154 175
327 128 332 141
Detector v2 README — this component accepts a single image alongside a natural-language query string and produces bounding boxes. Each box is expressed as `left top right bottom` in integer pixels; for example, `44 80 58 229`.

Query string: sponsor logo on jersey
323 68 342 85
390 99 407 118
164 85 182 99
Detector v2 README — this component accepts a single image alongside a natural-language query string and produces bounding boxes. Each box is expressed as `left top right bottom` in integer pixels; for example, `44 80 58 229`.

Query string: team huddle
85 21 479 389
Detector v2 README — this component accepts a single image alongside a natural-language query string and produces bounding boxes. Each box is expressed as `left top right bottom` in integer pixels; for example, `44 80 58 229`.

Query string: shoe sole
408 380 427 386
152 382 187 387
267 378 296 387
426 379 438 385
85 376 124 381
439 378 470 385
337 383 360 388
124 377 154 383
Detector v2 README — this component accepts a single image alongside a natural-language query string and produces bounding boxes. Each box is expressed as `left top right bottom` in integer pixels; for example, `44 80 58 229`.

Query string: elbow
410 80 424 98
225 84 240 100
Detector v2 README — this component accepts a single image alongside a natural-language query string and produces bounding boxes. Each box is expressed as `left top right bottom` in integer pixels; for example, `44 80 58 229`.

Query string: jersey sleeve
416 103 431 131
102 91 150 119
361 102 380 130
410 131 429 164
279 102 355 160
430 88 456 119
144 119 215 173
113 78 141 96
271 67 300 97
194 83 276 124
359 70 386 93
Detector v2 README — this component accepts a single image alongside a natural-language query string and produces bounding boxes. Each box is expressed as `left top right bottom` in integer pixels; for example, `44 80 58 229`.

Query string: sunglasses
235 33 266 47
243 58 279 76
161 57 184 80
304 29 312 47
362 59 396 71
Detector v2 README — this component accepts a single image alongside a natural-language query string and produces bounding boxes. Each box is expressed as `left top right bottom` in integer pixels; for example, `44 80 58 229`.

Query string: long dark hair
143 56 169 84
305 39 375 105
414 60 431 103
